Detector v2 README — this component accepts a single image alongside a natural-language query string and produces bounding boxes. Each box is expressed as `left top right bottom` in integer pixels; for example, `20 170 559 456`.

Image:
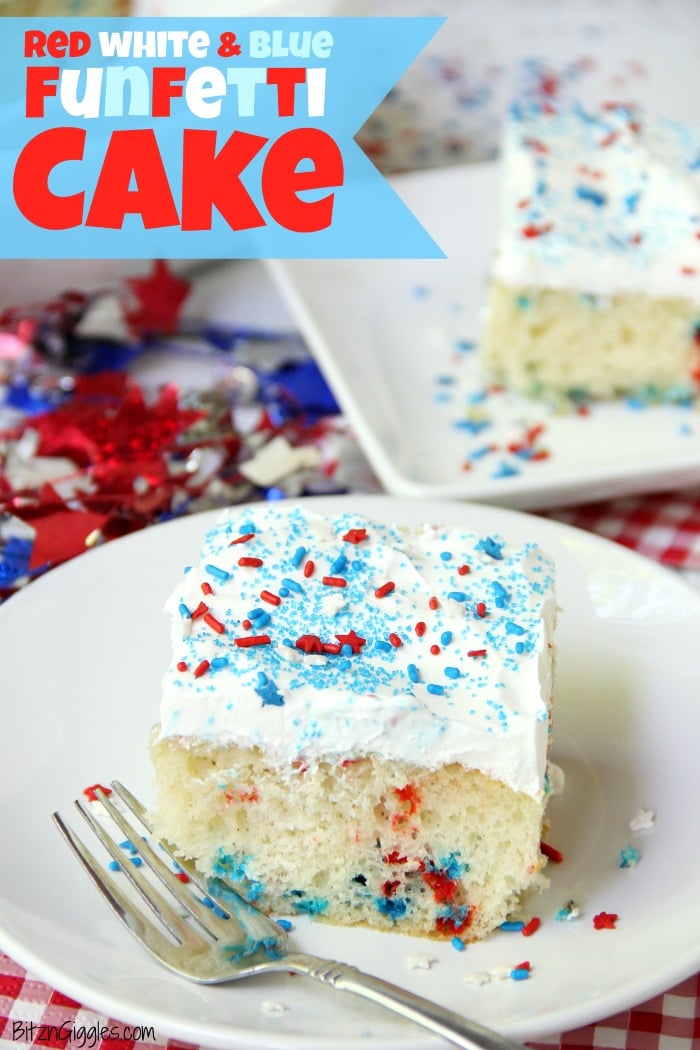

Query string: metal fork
53 782 525 1050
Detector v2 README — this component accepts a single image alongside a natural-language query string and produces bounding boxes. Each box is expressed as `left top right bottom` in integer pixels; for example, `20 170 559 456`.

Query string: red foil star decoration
123 260 190 337
593 911 619 930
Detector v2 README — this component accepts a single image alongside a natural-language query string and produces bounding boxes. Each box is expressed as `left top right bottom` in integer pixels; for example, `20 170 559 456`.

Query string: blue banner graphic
0 17 445 259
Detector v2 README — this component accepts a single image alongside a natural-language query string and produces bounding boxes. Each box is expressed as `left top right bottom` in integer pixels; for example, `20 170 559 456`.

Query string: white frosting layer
159 506 556 800
493 103 700 303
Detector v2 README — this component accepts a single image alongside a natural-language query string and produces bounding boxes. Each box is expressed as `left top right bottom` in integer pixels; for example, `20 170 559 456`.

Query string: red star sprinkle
82 784 112 802
342 528 368 544
335 630 366 653
593 911 618 930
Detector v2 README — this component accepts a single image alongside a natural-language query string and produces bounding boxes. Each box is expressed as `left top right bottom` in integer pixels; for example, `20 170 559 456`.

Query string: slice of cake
481 101 700 401
150 504 557 942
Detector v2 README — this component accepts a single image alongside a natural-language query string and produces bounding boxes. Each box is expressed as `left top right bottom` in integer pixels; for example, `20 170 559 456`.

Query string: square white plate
268 164 700 510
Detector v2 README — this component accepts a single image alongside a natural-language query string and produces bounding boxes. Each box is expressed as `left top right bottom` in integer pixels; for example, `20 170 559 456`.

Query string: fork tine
94 788 238 940
109 782 281 947
74 797 210 948
52 812 176 958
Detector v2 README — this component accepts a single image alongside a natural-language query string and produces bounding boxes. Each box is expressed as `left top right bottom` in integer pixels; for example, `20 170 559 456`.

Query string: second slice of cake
151 504 557 942
481 102 700 401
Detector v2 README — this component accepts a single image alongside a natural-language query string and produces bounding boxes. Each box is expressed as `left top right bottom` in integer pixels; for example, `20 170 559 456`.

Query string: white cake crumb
260 1000 288 1016
406 953 437 970
489 965 513 981
629 808 655 832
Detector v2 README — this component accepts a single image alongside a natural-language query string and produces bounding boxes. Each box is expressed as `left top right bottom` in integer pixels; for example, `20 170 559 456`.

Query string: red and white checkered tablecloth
2 485 700 1050
1 952 699 1050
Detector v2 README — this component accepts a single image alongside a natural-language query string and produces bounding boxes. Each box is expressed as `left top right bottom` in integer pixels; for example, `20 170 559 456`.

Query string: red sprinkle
430 644 441 655
323 576 347 588
383 850 408 865
260 589 281 605
83 784 112 802
457 564 470 576
599 130 619 148
303 560 315 578
381 879 401 898
415 621 426 637
174 872 190 883
322 642 342 655
515 961 531 972
475 602 487 618
201 582 213 595
176 660 188 672
234 634 271 648
203 612 225 635
238 556 263 567
242 618 252 630
190 601 209 620
230 532 255 545
468 649 487 658
522 222 553 238
522 917 541 937
540 841 564 864
428 596 439 610
295 634 324 653
593 911 618 930
388 633 402 648
375 581 395 598
342 528 368 544
193 659 210 678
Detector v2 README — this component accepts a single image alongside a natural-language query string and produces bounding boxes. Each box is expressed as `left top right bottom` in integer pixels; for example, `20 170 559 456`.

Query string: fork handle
279 953 526 1050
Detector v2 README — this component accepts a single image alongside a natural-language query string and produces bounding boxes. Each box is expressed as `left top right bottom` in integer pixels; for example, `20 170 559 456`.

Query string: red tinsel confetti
124 260 191 337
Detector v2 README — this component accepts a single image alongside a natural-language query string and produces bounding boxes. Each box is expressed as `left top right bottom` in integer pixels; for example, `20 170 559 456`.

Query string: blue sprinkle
205 564 230 583
248 607 266 620
469 445 492 460
256 679 285 707
275 918 293 931
506 622 525 636
575 185 607 207
619 844 640 868
515 642 526 654
491 460 520 479
492 581 509 607
108 860 121 871
427 683 444 696
456 339 475 352
281 577 304 595
446 591 466 602
515 293 532 310
407 663 420 683
444 667 460 679
440 551 452 561
338 658 352 671
239 523 256 535
279 587 289 598
476 537 504 560
510 968 530 981
340 644 352 657
454 418 491 435
376 896 407 919
178 602 191 620
211 656 229 669
451 936 466 952
330 553 348 574
257 672 268 686
130 857 143 867
440 631 453 646
291 546 306 568
375 640 392 653
499 920 525 932
624 190 641 214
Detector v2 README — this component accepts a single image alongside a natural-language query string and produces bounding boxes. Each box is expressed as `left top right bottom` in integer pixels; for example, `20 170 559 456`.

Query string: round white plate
1 494 700 1049
268 164 700 509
